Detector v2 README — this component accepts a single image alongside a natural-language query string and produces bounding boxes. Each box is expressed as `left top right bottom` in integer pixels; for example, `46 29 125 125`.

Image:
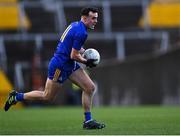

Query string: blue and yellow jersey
48 21 88 83
54 21 88 62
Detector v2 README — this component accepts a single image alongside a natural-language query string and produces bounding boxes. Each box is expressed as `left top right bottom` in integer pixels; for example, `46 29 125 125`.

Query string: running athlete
4 7 105 129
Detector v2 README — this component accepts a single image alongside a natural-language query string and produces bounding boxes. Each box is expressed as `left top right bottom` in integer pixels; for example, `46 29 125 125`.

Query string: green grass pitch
0 106 180 135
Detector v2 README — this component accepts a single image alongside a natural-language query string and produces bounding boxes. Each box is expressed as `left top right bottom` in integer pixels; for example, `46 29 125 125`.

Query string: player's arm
72 33 96 67
71 48 97 68
71 32 87 64
70 48 87 64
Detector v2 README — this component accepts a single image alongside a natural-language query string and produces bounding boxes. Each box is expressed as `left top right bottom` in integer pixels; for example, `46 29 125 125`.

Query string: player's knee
42 92 53 101
85 83 96 95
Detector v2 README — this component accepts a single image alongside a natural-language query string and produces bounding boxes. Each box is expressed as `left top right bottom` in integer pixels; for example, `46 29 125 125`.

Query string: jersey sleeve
73 32 87 51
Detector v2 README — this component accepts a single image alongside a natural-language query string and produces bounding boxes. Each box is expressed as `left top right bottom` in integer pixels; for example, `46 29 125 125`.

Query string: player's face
86 11 98 29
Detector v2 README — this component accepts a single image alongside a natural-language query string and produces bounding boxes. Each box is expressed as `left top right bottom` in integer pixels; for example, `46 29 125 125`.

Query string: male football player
4 7 105 129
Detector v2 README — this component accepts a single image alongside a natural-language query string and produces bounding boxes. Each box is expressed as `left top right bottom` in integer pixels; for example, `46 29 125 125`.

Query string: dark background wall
91 46 180 105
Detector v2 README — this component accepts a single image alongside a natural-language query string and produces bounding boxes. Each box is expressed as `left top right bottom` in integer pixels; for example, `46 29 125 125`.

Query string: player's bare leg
69 67 105 129
69 68 95 112
4 78 61 111
24 78 61 101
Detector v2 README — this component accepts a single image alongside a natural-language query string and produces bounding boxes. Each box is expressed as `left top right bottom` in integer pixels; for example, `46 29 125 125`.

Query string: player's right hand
86 59 97 68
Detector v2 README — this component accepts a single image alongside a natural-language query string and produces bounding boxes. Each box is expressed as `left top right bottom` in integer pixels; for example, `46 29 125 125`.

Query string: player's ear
81 15 85 19
82 15 88 21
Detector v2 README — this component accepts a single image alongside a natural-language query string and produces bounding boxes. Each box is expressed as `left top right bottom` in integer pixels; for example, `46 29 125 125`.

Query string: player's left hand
86 59 97 68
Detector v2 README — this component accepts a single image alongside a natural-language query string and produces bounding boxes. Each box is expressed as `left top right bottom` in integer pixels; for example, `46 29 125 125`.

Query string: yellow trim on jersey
53 68 61 81
60 25 72 42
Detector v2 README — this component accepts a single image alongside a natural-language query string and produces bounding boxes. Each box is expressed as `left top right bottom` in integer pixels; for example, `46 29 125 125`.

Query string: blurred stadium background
1 0 180 109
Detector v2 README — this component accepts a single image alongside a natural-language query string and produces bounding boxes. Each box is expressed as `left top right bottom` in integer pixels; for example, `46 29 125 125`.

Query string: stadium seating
111 5 142 31
0 0 31 30
139 1 180 28
1 0 180 105
25 6 56 33
0 0 175 83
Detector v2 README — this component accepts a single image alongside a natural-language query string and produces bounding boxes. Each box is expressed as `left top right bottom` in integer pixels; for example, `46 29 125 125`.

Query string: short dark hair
81 7 98 16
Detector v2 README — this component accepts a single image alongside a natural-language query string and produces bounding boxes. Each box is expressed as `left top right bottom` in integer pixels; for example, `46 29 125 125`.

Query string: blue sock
84 112 92 122
16 93 24 101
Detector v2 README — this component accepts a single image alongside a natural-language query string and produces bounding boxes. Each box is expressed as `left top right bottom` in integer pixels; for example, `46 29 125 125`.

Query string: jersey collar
80 21 87 30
